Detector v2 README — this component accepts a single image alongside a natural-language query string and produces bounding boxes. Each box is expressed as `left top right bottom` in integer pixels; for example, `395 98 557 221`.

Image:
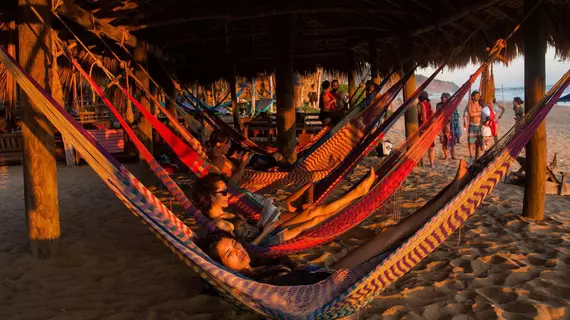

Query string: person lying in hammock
192 168 376 246
199 160 471 285
206 129 285 184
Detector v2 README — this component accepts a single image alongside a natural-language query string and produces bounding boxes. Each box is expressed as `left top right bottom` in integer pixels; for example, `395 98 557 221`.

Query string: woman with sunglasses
192 168 376 245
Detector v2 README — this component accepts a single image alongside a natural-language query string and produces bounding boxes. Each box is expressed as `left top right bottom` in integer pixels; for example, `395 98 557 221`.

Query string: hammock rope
4 39 566 317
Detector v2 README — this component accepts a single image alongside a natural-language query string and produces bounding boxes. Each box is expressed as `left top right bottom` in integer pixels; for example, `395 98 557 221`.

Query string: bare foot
455 159 469 181
286 201 298 213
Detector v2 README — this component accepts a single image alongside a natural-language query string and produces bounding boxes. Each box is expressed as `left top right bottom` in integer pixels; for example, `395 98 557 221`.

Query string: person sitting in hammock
207 129 284 184
193 168 376 246
199 160 471 286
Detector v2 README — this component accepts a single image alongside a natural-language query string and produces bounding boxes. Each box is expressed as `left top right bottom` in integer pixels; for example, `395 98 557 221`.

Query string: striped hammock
3 43 567 319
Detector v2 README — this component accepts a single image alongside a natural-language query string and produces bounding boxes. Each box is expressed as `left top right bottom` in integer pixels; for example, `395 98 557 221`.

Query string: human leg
280 168 376 229
331 160 470 270
285 182 315 213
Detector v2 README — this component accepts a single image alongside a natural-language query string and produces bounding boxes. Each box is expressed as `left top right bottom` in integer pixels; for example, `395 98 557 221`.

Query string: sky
417 46 570 88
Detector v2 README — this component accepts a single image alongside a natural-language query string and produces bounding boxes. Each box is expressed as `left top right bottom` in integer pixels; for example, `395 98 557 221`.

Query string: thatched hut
0 0 568 255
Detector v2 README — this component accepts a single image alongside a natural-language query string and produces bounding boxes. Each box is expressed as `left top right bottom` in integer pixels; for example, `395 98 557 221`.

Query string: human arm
213 218 235 235
322 93 336 110
497 104 505 119
226 152 251 184
250 221 278 245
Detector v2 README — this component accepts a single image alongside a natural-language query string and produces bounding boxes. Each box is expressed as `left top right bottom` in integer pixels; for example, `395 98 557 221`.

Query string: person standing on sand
308 84 318 109
465 91 483 159
331 79 347 112
319 81 338 126
513 97 524 121
437 93 458 160
482 98 505 143
417 91 435 167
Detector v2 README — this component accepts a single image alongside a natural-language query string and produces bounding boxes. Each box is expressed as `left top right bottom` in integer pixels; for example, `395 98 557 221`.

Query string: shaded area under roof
1 0 570 82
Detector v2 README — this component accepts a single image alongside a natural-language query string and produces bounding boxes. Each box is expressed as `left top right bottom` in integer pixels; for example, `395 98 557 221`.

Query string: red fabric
419 101 432 125
488 105 497 137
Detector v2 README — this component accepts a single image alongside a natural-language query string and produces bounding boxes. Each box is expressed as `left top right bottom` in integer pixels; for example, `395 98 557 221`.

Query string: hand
263 220 278 233
240 152 252 164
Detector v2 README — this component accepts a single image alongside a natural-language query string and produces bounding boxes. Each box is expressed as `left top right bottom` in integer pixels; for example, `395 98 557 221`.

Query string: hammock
184 71 395 157
5 42 567 319
126 67 410 194
64 42 427 249
185 82 248 111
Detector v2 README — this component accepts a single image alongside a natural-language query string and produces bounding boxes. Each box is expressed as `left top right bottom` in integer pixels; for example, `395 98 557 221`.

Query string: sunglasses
215 189 229 196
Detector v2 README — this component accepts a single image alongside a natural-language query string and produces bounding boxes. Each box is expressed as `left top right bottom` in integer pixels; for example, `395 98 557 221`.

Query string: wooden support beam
229 71 241 132
251 77 256 116
401 38 419 144
522 0 546 221
5 21 17 126
132 7 410 31
134 42 153 159
274 15 296 163
18 0 60 258
53 0 167 60
368 39 380 85
347 49 358 105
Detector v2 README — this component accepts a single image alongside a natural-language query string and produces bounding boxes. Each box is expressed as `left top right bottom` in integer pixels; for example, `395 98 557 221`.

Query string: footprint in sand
475 287 520 305
470 273 508 289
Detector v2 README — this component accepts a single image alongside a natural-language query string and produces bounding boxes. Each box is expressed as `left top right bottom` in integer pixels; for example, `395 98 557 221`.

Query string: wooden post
18 0 60 258
348 50 358 105
315 67 323 109
134 42 153 158
6 21 17 126
403 62 419 142
368 38 381 86
269 74 275 113
274 15 297 163
230 72 241 131
251 77 256 115
522 0 546 220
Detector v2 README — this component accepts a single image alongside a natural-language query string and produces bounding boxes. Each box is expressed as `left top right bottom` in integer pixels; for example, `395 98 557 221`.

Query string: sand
1 106 570 319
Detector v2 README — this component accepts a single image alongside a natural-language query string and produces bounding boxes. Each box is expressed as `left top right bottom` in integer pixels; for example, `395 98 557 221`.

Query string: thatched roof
1 0 570 83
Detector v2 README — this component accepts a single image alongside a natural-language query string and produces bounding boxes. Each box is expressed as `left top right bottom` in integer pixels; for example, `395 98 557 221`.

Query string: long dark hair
198 232 297 277
197 231 234 263
192 173 226 213
207 129 230 151
513 97 524 105
419 91 430 102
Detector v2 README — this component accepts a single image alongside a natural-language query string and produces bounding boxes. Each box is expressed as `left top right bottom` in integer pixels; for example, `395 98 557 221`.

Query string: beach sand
1 106 569 319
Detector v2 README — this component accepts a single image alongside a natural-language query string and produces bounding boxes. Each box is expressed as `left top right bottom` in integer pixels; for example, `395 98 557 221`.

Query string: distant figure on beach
465 91 483 159
480 117 494 151
482 99 505 143
513 97 524 121
331 79 347 111
417 91 435 167
308 84 318 109
437 93 458 160
319 81 339 125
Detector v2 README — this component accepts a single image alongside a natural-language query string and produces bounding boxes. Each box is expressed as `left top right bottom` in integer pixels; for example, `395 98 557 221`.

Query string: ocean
428 85 570 106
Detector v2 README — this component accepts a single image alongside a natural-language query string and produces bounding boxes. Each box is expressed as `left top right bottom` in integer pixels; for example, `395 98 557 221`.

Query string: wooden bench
0 133 23 165
242 113 323 139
